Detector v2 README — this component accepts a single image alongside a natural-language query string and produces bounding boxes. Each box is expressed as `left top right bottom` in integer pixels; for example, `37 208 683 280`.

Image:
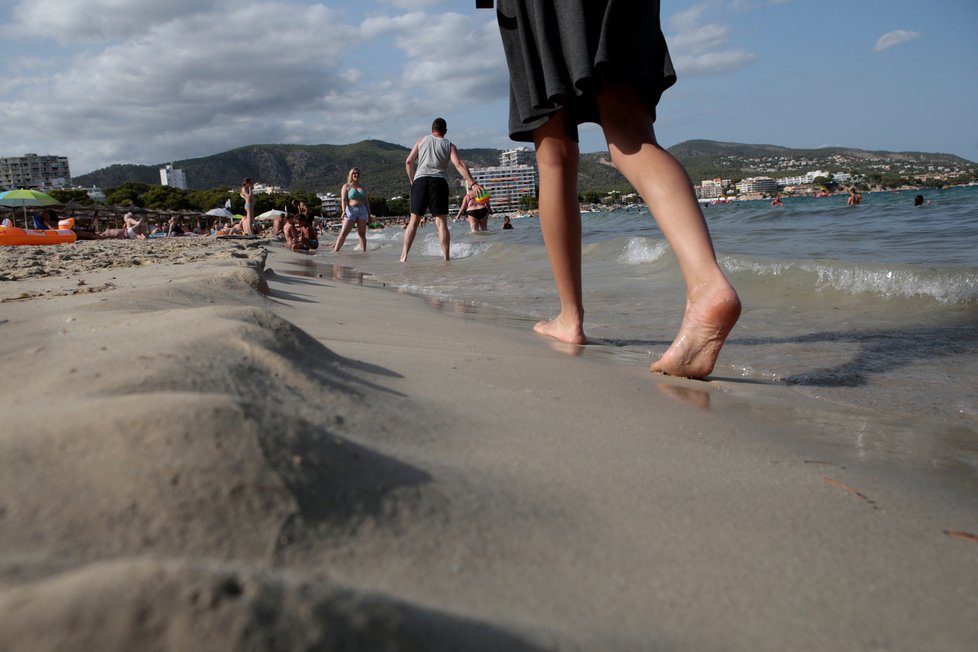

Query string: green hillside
73 140 977 197
75 141 505 198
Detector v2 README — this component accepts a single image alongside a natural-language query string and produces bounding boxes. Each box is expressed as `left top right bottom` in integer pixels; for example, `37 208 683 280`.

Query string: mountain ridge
73 140 977 197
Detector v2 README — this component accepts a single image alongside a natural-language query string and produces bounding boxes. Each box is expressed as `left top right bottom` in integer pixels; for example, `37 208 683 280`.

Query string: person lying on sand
99 212 147 239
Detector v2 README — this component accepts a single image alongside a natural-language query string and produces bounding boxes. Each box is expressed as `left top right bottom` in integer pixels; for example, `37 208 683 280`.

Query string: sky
1 0 976 178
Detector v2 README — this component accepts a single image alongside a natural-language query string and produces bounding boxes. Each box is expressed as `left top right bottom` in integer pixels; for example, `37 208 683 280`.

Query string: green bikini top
348 186 366 200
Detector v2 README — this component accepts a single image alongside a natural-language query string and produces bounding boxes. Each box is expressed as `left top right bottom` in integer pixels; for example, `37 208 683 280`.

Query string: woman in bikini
333 167 370 252
239 178 255 236
456 184 491 232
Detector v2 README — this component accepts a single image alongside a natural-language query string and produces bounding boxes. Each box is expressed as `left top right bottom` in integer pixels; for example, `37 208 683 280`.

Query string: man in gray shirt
402 117 484 262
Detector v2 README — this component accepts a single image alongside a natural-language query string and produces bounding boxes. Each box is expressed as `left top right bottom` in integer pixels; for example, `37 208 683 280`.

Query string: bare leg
532 111 586 345
242 209 253 236
357 220 368 252
597 81 740 378
434 215 451 261
400 214 421 262
333 219 354 252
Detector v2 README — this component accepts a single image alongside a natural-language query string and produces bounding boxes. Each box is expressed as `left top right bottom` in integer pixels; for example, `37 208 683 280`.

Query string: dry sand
0 238 976 651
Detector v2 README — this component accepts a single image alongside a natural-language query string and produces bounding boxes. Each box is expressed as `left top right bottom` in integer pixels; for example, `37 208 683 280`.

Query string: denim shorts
345 204 368 221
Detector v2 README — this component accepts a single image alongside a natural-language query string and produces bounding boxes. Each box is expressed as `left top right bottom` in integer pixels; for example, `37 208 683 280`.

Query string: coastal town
683 146 978 202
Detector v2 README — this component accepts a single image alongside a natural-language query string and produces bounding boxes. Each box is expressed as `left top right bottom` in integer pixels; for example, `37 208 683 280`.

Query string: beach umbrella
206 207 234 218
0 189 62 228
257 209 285 222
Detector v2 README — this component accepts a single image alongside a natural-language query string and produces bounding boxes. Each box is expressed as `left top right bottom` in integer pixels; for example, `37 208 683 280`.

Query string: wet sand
0 238 975 651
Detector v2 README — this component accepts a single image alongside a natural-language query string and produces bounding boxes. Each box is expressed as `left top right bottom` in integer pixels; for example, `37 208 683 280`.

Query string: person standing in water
401 117 483 262
492 0 740 378
456 183 492 232
334 167 370 252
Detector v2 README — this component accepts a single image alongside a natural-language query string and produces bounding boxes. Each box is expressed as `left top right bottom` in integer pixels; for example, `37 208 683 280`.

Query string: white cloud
9 0 214 42
672 50 756 76
378 0 448 9
667 3 757 77
874 30 921 52
358 9 507 107
359 11 429 39
670 22 733 54
0 1 511 175
0 2 353 173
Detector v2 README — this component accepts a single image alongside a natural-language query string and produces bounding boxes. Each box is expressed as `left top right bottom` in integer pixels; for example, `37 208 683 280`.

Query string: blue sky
1 0 975 178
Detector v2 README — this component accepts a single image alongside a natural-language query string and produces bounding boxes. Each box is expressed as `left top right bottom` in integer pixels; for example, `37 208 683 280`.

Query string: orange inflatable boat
0 218 77 246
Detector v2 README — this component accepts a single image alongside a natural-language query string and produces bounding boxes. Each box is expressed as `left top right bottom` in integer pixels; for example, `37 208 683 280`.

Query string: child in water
491 0 740 378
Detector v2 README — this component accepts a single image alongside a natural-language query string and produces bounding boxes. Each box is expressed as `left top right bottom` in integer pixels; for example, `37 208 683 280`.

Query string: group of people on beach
13 1 737 381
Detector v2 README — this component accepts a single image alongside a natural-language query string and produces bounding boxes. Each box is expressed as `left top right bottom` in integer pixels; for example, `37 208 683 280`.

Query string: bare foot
651 286 741 379
533 314 587 345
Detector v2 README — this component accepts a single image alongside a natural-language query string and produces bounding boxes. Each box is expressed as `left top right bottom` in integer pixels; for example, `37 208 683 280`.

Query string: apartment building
471 148 538 212
0 153 71 189
160 164 188 189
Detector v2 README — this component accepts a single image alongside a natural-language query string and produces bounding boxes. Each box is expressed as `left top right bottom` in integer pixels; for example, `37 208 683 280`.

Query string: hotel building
318 192 340 216
160 164 188 189
0 153 71 189
696 177 730 199
735 176 778 195
471 147 538 212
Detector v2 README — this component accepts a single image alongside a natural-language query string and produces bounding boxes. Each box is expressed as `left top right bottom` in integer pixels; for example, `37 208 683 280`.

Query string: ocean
285 185 978 478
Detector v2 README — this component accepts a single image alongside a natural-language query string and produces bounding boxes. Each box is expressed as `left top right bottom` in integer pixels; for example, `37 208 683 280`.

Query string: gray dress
496 0 677 142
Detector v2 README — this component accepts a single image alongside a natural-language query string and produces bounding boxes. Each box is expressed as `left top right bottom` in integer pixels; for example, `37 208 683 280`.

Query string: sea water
290 186 978 476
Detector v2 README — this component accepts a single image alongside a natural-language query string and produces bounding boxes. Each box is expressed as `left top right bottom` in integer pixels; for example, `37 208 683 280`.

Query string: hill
73 140 977 196
74 141 504 199
669 140 977 184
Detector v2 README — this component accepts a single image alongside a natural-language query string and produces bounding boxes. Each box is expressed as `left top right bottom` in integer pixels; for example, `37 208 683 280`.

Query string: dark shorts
411 176 449 217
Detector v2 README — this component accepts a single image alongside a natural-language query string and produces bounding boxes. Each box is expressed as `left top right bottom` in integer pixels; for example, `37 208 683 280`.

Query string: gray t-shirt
414 135 452 181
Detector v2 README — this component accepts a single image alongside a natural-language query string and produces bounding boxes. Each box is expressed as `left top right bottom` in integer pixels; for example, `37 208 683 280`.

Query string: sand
0 238 976 651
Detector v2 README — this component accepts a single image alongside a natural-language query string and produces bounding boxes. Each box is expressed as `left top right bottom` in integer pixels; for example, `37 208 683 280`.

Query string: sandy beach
0 238 976 651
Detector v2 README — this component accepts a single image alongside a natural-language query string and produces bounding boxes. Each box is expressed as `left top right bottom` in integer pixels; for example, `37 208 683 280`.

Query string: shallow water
283 186 978 476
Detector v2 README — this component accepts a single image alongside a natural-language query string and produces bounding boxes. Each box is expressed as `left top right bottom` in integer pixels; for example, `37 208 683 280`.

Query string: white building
500 147 534 167
471 148 539 212
736 176 778 195
0 153 71 189
253 182 284 194
697 178 729 199
318 192 340 216
159 164 188 189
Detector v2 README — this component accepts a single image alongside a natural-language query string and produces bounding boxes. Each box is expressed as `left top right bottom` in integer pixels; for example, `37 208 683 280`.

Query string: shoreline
0 239 976 650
